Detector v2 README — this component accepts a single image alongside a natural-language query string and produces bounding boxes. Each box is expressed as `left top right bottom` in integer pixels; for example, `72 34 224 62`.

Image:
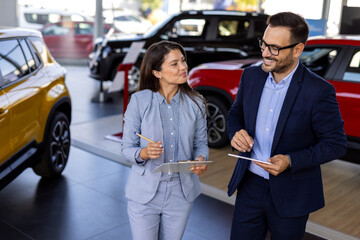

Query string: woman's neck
159 85 179 104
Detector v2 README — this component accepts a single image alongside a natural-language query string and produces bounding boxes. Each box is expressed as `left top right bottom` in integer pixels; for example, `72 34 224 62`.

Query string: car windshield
300 47 338 77
143 14 174 38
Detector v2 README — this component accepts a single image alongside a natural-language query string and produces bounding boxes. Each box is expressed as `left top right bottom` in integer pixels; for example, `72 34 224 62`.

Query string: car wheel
33 112 70 178
112 62 141 93
206 96 229 148
127 64 140 92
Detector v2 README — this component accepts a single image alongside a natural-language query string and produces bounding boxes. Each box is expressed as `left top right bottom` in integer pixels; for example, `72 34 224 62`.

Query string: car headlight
102 46 111 59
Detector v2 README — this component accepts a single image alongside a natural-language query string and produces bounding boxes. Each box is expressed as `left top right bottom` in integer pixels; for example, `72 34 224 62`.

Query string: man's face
260 26 298 76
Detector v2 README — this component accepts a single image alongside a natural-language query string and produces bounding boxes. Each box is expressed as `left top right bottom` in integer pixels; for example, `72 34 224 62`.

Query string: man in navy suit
227 12 347 240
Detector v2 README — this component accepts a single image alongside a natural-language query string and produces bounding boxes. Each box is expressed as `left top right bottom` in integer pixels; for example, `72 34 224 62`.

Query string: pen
134 132 156 143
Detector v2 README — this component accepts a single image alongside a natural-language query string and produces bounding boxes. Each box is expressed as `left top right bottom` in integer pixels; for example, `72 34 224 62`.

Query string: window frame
0 37 40 87
342 48 360 82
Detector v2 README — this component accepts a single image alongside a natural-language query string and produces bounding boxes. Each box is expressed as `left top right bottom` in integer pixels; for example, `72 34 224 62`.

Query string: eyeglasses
258 38 300 56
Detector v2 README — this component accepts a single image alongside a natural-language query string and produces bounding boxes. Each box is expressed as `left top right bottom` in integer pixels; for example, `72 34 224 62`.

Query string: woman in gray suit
121 40 209 240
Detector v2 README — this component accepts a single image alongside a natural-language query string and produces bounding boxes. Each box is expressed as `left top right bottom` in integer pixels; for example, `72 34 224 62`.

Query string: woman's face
154 49 188 88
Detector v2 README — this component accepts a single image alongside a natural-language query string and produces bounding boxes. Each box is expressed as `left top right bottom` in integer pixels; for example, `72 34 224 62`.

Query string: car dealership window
343 49 360 82
0 39 31 84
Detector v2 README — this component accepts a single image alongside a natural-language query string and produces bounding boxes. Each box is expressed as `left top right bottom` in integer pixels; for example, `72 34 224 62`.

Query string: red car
41 21 119 58
188 36 360 151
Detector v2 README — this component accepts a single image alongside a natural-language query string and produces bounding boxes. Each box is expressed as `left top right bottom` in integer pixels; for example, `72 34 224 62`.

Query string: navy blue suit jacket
227 63 347 218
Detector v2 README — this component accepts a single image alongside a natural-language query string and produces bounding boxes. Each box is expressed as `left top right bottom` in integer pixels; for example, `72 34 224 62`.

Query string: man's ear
294 43 305 58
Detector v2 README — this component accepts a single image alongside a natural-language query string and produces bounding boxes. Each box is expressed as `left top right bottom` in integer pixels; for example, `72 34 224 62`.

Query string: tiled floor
0 65 328 240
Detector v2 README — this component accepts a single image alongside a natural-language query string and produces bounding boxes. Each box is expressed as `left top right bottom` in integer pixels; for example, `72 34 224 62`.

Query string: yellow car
0 27 71 190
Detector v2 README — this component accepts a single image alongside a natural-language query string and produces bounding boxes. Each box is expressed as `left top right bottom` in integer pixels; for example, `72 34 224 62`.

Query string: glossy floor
0 146 235 240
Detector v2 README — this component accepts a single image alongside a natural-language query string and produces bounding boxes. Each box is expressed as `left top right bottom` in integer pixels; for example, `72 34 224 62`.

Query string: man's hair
267 12 309 44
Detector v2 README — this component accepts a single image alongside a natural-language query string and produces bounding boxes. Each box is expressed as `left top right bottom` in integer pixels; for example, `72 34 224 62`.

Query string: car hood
195 58 262 70
108 33 144 41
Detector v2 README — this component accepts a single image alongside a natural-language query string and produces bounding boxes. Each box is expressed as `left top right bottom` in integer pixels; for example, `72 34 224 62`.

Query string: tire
33 112 71 178
112 61 141 93
127 64 141 92
205 96 229 148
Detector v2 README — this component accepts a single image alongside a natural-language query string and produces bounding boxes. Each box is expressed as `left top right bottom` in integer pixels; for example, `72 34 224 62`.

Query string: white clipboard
227 153 272 165
152 161 212 173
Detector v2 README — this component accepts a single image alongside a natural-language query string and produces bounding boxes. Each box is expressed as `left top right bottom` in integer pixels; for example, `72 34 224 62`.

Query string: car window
114 16 127 21
29 36 52 63
66 14 86 22
74 22 93 35
19 39 37 72
0 39 30 84
128 16 142 22
218 19 250 38
43 24 70 36
25 13 60 25
343 49 360 82
300 47 339 78
171 19 206 37
27 38 42 67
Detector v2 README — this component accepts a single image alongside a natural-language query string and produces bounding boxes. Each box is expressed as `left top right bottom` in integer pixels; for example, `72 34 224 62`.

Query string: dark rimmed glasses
258 38 300 56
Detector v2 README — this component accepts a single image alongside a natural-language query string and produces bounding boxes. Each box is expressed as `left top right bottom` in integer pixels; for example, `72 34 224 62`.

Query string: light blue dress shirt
249 63 299 179
156 91 180 180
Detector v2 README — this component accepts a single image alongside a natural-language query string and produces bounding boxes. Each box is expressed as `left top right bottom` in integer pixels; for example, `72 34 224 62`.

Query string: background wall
0 0 18 27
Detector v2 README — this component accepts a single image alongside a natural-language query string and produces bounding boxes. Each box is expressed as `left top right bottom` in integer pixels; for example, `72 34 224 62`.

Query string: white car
18 6 92 30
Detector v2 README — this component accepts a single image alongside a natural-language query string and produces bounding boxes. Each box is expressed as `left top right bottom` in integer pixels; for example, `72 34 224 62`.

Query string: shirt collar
268 61 299 87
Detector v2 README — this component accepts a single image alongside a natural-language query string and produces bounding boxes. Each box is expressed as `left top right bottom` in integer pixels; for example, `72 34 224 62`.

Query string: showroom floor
0 65 336 240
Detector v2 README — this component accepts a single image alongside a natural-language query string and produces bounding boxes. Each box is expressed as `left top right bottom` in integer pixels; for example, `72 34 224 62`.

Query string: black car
89 10 268 92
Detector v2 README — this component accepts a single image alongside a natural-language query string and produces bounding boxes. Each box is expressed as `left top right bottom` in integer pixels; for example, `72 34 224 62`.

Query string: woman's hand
190 155 207 176
140 141 163 160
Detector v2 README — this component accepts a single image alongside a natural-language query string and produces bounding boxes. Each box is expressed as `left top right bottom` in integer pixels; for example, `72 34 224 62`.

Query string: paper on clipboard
152 161 212 173
227 153 272 165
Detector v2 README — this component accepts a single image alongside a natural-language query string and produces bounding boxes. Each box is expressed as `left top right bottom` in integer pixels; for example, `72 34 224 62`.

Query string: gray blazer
121 89 209 204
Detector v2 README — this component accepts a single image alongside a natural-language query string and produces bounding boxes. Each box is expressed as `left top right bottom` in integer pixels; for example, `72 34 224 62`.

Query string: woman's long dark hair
138 40 206 116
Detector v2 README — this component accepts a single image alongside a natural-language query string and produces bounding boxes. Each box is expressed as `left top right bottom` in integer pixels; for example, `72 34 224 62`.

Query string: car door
42 22 73 58
301 44 360 141
0 86 11 165
328 47 360 140
0 38 42 155
73 22 93 58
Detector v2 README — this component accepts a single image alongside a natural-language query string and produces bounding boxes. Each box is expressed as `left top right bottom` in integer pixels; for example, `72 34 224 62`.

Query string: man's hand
255 154 290 176
231 129 254 152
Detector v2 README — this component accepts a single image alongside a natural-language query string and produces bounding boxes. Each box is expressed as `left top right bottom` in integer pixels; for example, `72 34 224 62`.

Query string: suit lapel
271 64 304 154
